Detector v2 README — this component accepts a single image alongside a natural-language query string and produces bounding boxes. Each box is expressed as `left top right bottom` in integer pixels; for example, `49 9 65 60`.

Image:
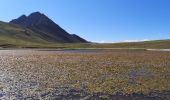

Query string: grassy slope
0 21 170 49
56 40 170 49
0 21 61 48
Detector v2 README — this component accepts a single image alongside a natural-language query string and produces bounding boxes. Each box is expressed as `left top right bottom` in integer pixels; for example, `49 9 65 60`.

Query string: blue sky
0 0 170 42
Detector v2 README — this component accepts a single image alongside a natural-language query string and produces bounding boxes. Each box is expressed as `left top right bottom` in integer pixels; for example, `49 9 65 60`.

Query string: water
147 49 170 52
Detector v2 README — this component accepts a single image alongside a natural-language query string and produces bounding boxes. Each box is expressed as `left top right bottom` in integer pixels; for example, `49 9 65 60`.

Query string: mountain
10 12 87 43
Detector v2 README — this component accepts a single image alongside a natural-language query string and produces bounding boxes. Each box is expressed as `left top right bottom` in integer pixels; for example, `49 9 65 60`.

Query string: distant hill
9 12 87 43
1 12 170 49
56 39 170 49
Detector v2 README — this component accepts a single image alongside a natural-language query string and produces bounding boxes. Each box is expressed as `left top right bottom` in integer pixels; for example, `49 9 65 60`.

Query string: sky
0 0 170 43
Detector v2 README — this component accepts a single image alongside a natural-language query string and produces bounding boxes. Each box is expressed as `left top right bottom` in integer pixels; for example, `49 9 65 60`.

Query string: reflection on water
147 49 170 52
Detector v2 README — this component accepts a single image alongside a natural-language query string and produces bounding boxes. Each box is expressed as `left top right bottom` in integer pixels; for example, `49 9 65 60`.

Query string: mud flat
0 49 169 99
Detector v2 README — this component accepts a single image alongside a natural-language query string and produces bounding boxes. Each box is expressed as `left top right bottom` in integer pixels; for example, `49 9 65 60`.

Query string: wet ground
147 49 170 52
0 49 169 99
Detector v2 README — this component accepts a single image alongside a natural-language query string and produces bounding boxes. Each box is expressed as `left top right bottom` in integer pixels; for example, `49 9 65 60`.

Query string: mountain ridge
10 12 87 43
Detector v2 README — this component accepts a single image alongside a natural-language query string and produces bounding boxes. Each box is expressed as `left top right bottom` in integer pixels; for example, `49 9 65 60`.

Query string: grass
1 21 170 49
60 39 170 49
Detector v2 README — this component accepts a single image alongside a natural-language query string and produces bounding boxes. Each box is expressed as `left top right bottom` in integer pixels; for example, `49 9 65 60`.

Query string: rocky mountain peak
9 11 88 43
10 12 52 27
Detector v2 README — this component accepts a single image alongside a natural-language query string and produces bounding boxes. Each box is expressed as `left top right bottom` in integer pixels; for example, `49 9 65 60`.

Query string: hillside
10 12 87 43
58 39 170 49
0 12 170 49
0 12 87 48
0 20 170 49
0 21 49 48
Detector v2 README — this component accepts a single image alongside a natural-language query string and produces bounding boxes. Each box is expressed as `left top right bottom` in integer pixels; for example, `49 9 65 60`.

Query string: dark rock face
11 12 53 27
71 34 88 43
10 12 87 43
11 15 27 26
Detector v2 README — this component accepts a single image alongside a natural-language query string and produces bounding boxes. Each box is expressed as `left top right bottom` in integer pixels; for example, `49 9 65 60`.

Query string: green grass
0 21 170 49
61 39 170 49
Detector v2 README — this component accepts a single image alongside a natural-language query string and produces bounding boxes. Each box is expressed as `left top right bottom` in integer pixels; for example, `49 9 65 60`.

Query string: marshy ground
0 49 169 99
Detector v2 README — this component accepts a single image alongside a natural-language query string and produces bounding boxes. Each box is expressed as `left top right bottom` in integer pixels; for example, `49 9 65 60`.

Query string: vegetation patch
0 49 169 99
